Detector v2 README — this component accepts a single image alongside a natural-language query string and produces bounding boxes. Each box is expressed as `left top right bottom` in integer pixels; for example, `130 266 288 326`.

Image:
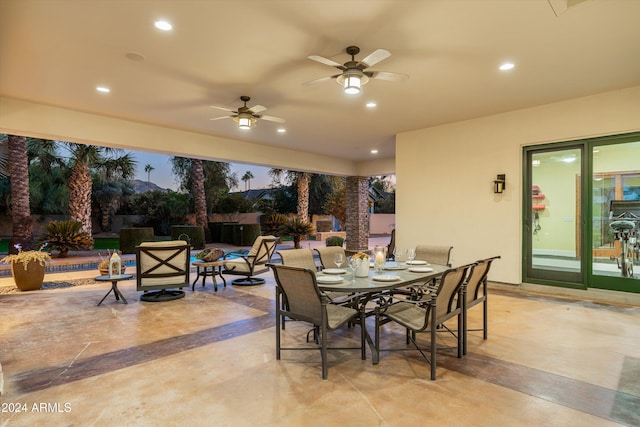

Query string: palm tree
190 159 208 234
30 140 130 236
7 135 33 252
144 164 155 191
93 154 137 232
269 169 311 222
242 170 254 191
0 135 8 177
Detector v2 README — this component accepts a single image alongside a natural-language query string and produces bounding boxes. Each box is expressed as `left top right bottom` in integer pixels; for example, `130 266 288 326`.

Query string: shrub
261 213 288 236
171 225 205 250
325 236 344 247
40 220 93 257
119 227 155 254
279 218 315 249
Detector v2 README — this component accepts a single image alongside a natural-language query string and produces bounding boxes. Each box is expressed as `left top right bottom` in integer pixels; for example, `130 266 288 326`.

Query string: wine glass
406 247 416 264
334 252 345 269
349 256 359 279
393 247 404 264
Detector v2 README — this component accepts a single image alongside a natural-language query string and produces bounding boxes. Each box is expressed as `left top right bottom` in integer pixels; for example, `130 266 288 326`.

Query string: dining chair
387 229 396 260
269 264 365 380
374 263 473 380
314 246 347 270
279 248 355 329
462 255 500 355
278 248 318 271
415 244 453 266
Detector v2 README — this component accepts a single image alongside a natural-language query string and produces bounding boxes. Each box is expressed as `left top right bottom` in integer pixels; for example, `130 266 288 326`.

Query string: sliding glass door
524 146 584 286
590 139 640 292
524 133 640 293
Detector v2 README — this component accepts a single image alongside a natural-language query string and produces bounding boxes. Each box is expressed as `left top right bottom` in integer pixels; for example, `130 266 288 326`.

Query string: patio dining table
316 262 449 364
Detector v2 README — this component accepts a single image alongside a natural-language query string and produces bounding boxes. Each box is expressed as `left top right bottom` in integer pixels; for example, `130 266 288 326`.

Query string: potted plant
351 252 371 277
1 243 52 291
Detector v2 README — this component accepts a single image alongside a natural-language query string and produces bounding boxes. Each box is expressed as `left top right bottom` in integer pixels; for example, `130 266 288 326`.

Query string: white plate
409 266 434 273
384 264 407 271
316 275 344 284
322 268 347 275
406 260 428 265
371 275 401 282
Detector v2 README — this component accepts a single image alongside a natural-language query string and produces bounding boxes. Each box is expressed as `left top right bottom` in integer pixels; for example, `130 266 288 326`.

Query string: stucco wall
396 85 640 285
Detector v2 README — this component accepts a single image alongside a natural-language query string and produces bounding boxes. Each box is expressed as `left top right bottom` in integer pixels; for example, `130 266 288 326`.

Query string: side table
95 274 133 306
192 260 226 292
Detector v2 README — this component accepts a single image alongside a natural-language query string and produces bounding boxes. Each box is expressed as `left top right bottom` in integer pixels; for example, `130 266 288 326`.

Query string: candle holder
373 245 387 274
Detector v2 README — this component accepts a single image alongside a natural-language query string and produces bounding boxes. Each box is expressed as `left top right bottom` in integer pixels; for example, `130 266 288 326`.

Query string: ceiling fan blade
210 105 236 113
369 71 409 82
302 74 340 86
308 55 346 70
249 105 267 114
209 115 233 121
360 49 391 67
258 115 285 123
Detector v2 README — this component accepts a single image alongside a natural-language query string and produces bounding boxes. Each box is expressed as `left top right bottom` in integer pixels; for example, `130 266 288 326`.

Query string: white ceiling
1 0 640 164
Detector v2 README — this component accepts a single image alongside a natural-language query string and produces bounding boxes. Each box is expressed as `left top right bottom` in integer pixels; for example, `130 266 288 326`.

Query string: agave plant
40 220 94 257
279 218 315 249
262 213 289 237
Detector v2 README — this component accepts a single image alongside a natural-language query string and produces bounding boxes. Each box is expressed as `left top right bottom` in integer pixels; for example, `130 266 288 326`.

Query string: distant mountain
132 179 169 193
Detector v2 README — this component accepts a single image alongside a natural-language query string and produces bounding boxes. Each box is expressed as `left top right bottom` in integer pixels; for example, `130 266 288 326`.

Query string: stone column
345 176 370 255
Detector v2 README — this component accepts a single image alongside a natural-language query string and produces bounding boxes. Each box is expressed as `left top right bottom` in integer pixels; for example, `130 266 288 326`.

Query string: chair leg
457 312 463 358
430 307 437 380
463 305 468 356
321 323 328 380
483 297 488 340
360 312 366 361
276 314 281 361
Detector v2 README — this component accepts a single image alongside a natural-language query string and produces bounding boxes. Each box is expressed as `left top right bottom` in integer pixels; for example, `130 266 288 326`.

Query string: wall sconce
494 174 506 194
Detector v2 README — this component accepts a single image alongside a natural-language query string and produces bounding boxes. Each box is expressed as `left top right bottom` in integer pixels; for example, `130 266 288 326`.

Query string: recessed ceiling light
370 149 378 154
96 86 110 93
154 20 172 31
366 101 377 108
277 128 286 133
499 62 515 71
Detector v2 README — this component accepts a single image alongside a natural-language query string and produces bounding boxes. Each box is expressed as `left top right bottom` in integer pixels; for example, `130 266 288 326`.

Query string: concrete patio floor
1 236 640 426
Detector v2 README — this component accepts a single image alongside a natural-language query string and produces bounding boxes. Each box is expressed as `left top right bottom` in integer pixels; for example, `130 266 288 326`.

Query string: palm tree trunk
297 173 310 222
68 161 93 235
8 135 33 252
191 159 209 238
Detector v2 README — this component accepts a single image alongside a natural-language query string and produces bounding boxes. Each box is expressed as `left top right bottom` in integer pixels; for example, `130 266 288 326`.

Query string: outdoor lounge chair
221 235 278 285
136 240 190 302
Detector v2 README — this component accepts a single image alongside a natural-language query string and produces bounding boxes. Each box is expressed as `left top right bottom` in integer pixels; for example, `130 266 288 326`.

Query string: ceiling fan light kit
210 95 284 130
306 45 406 95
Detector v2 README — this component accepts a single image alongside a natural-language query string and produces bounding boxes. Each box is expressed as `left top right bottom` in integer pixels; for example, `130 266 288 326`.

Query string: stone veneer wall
345 176 370 253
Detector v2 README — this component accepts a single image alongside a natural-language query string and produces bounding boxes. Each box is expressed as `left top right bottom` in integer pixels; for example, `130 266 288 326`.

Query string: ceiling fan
210 96 285 129
304 45 408 94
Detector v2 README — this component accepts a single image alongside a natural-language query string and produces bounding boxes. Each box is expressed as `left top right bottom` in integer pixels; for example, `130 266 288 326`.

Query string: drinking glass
334 253 345 269
407 247 416 264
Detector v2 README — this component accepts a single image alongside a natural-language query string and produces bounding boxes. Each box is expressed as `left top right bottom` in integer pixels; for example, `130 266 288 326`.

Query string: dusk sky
132 151 274 191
